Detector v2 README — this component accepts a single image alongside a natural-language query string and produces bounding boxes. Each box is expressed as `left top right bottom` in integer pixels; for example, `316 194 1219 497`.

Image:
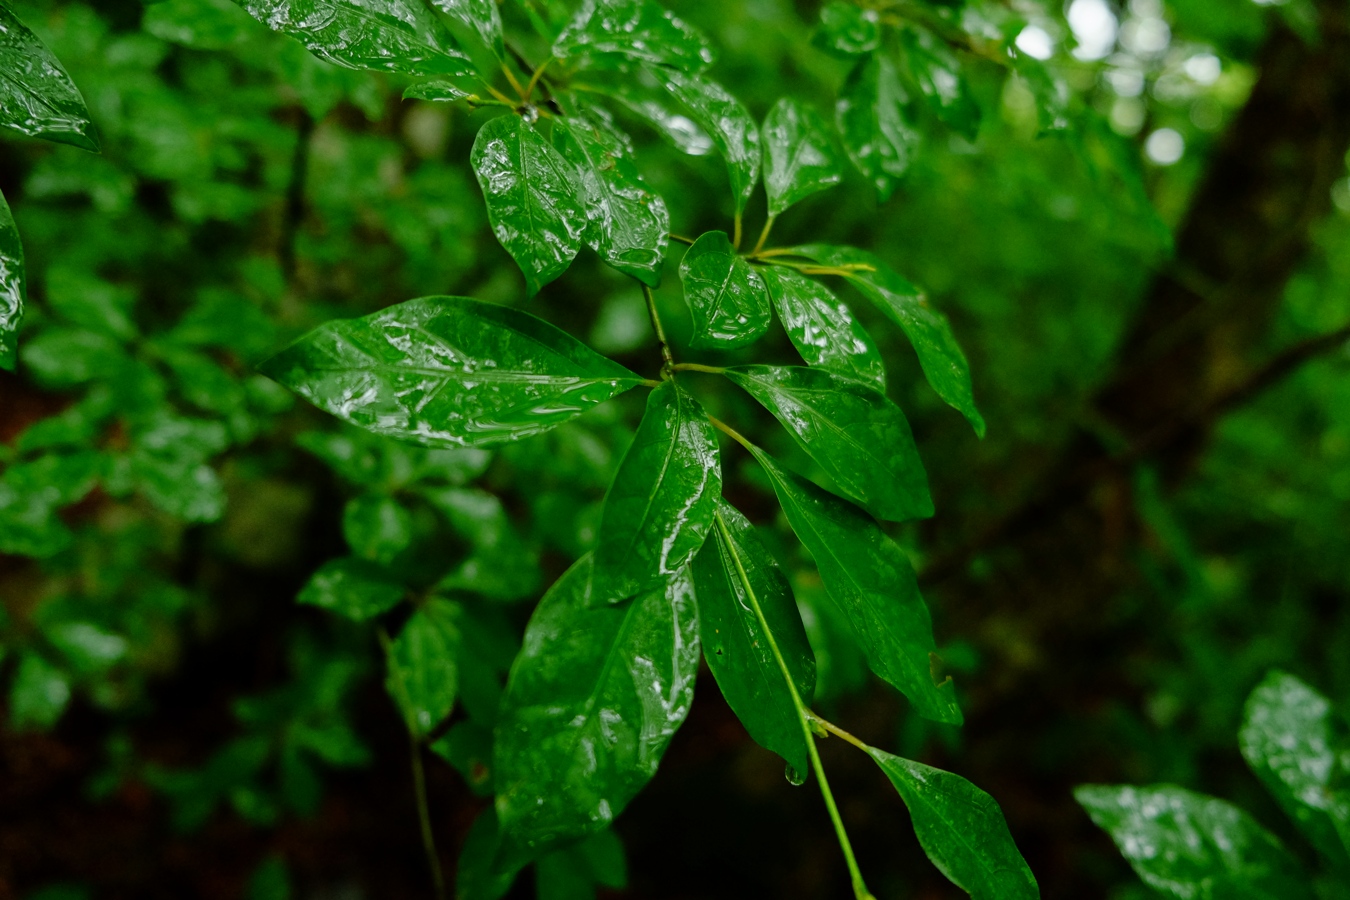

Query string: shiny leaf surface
431 0 503 56
726 365 932 522
836 53 918 201
261 295 643 448
648 66 760 214
901 28 981 141
386 598 460 737
750 448 961 724
692 501 814 774
403 79 471 101
762 98 843 218
592 380 721 600
554 0 713 73
297 557 405 621
0 191 23 372
679 231 770 348
761 265 883 387
813 1 880 56
596 75 714 156
0 4 98 150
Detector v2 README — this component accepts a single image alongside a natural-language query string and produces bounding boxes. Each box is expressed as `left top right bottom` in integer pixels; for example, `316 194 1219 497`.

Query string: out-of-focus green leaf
0 190 24 371
0 4 99 151
403 79 472 101
750 447 961 725
553 0 713 73
762 98 843 218
901 28 981 141
342 493 414 565
1013 53 1070 134
386 598 461 736
867 748 1038 899
813 1 880 56
297 557 406 621
836 53 918 201
432 0 504 56
648 67 760 215
143 0 260 50
760 265 883 387
679 231 770 348
591 380 720 601
431 719 495 795
261 296 643 447
422 486 539 601
457 808 523 900
45 269 136 341
45 622 128 675
9 653 71 730
20 328 130 389
536 830 627 900
247 855 292 900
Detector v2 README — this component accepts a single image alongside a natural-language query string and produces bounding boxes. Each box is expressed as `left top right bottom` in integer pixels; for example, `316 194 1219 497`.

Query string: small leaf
431 719 495 795
0 190 24 372
261 296 644 447
297 557 405 621
679 231 771 348
750 447 961 725
554 0 714 73
386 598 461 736
762 98 843 218
813 1 880 56
725 365 932 522
422 486 539 601
9 653 71 730
761 265 884 387
494 556 699 864
867 749 1038 899
403 80 472 102
472 114 588 295
836 53 919 201
431 0 504 56
0 5 99 151
342 493 414 565
692 501 815 774
1076 784 1314 900
901 28 981 141
552 109 669 287
233 0 475 76
592 380 721 600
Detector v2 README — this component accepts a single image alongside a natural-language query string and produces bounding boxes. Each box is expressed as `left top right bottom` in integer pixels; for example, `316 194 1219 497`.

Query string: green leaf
726 365 932 522
749 447 961 724
143 0 261 50
45 621 128 675
386 598 461 736
552 109 669 287
592 380 721 601
0 4 99 151
813 1 880 56
867 749 1038 899
297 557 406 621
536 831 627 900
422 486 539 601
692 501 815 774
403 80 472 102
261 296 644 447
472 114 588 295
594 75 714 156
790 244 984 436
432 0 504 56
760 265 884 387
233 0 475 76
342 493 414 565
554 0 714 73
836 53 918 201
431 719 495 795
901 28 981 141
679 231 771 348
494 556 699 864
1012 53 1069 134
1075 784 1314 900
9 653 71 731
0 190 24 371
457 808 524 900
762 98 843 218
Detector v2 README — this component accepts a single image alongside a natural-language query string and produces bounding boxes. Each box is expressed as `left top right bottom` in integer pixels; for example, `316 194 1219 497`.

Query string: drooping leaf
592 380 721 601
789 244 984 436
867 749 1039 899
813 1 880 56
472 114 588 295
760 265 884 387
261 296 644 448
692 501 815 774
1075 784 1314 900
403 79 472 102
494 556 699 865
552 109 669 287
554 0 713 73
594 74 714 156
726 365 932 522
432 0 504 56
386 598 461 737
750 447 961 725
901 27 981 141
297 557 406 621
762 98 843 218
679 231 771 348
342 493 414 565
233 0 475 76
836 53 918 201
0 4 99 151
0 190 23 372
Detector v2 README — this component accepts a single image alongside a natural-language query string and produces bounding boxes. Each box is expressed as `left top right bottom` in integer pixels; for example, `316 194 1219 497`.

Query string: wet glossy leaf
750 448 961 724
813 1 880 56
761 266 883 387
648 67 760 215
867 749 1038 899
9 653 71 730
902 28 981 140
552 110 669 287
261 296 643 447
762 98 843 218
679 231 770 348
386 598 461 736
342 493 414 565
472 114 588 295
234 0 474 76
592 380 721 601
432 0 504 56
836 53 918 201
297 557 405 621
403 79 472 102
554 0 714 73
726 365 932 522
692 501 815 774
494 556 699 864
0 191 23 372
596 75 714 156
0 5 98 151
790 244 984 436
1076 784 1314 900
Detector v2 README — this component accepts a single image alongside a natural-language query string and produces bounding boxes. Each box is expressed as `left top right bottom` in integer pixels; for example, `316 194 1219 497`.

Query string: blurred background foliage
1 0 1349 897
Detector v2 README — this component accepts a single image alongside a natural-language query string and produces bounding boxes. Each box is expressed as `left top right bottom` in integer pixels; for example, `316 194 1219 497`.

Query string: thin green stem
751 215 776 256
524 57 553 101
501 62 527 100
706 415 753 450
733 212 744 251
668 232 698 246
642 283 676 377
482 83 516 106
808 711 871 753
670 362 726 375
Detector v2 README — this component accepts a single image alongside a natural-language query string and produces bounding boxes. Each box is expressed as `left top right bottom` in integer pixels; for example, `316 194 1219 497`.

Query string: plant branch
707 414 753 450
641 283 676 377
668 232 697 246
751 215 775 256
670 362 725 375
733 212 743 251
524 57 553 102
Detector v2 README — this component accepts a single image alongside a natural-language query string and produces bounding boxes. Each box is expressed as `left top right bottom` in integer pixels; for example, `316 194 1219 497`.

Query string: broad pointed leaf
726 365 932 522
692 501 815 774
592 380 721 600
234 0 475 76
386 598 461 737
553 110 669 287
762 98 843 218
494 556 699 865
0 191 23 372
902 27 981 141
679 231 770 348
472 114 588 295
298 557 405 621
1076 785 1314 900
761 265 883 387
867 749 1038 899
0 5 99 151
648 66 760 215
750 447 961 724
261 295 643 448
554 0 713 73
836 53 918 201
595 75 714 156
813 1 880 56
432 0 504 56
